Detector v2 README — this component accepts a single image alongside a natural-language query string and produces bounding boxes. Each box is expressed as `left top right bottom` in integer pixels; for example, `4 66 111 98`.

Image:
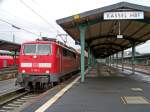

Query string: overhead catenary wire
0 18 40 36
19 0 60 34
0 8 55 33
19 0 69 44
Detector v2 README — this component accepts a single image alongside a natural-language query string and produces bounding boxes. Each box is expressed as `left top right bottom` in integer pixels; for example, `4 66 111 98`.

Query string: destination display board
104 11 144 20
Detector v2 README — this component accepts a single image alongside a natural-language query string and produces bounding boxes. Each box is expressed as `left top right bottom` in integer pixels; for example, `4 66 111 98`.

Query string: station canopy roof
0 39 21 52
56 2 150 58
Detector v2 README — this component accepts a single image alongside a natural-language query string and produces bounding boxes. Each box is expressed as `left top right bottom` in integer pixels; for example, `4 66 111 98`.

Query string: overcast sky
0 0 150 53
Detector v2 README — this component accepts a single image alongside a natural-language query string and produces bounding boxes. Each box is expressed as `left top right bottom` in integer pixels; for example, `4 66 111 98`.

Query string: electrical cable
0 18 40 36
19 0 60 34
0 8 55 33
19 0 70 44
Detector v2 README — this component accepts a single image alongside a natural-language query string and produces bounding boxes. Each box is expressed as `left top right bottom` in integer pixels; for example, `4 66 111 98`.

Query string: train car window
62 48 76 59
63 48 67 56
57 48 60 56
24 44 36 55
73 52 76 59
37 44 51 55
68 51 73 58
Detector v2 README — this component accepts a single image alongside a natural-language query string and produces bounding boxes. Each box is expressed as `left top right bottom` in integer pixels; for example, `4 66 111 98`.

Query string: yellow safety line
35 76 81 112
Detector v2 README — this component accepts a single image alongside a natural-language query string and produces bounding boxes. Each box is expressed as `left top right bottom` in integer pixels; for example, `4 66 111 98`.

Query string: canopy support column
110 56 112 67
94 57 96 68
132 43 135 75
121 50 124 71
112 54 114 66
88 48 91 70
116 53 118 68
79 25 86 82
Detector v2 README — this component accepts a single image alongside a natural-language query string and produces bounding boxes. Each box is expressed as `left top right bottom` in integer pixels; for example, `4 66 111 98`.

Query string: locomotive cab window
23 44 51 55
24 44 36 55
37 44 51 55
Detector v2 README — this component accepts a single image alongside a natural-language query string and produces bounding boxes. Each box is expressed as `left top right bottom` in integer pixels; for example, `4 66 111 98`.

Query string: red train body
17 38 80 88
0 56 19 69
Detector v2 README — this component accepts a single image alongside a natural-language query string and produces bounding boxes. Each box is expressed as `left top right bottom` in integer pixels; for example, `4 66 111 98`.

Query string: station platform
21 65 150 112
117 64 150 75
0 78 21 96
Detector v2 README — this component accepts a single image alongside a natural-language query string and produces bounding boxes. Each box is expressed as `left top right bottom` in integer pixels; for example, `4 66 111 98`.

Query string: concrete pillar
79 26 86 82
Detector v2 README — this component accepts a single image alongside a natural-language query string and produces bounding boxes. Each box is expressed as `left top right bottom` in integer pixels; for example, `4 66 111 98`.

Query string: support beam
121 50 124 71
91 43 123 50
86 35 143 44
132 43 135 75
79 25 86 82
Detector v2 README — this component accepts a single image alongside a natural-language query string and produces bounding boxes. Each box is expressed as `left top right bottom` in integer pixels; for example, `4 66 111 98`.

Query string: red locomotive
17 37 81 89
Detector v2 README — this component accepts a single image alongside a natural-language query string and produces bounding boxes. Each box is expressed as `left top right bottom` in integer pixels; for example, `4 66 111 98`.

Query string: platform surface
21 65 150 112
0 78 21 96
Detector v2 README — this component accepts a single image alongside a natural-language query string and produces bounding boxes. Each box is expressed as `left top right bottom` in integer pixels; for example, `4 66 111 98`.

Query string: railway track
0 71 79 112
0 70 18 75
0 68 18 81
0 85 50 112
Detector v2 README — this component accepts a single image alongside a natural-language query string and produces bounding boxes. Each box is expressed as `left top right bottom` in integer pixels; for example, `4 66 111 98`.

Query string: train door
3 60 7 68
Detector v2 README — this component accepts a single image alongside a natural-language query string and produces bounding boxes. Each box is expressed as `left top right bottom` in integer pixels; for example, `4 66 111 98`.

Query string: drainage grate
121 96 150 104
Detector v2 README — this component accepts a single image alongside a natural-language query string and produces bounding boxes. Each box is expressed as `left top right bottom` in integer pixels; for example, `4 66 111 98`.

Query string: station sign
104 11 144 20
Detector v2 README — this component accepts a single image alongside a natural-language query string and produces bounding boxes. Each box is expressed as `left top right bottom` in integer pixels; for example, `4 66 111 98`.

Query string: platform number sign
104 11 144 20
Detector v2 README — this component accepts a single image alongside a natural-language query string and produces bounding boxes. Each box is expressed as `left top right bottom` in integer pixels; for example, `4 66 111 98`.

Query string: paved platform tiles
21 66 150 112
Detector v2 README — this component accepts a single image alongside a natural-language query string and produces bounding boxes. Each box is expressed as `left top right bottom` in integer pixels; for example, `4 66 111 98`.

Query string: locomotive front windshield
24 44 51 55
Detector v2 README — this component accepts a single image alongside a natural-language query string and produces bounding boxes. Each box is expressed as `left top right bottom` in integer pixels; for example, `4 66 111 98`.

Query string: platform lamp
117 21 123 39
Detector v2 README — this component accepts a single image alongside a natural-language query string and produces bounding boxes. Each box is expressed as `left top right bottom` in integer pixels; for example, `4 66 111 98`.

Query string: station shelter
56 2 150 82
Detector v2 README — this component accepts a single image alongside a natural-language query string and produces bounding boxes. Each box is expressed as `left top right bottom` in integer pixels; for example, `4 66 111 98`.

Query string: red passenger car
17 38 80 89
0 55 19 69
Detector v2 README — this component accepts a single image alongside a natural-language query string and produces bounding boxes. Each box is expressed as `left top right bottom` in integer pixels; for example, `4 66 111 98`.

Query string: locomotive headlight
33 55 37 59
22 70 25 73
45 70 50 74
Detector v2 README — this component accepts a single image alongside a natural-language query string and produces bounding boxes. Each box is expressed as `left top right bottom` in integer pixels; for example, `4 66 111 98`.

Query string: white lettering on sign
104 11 144 20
